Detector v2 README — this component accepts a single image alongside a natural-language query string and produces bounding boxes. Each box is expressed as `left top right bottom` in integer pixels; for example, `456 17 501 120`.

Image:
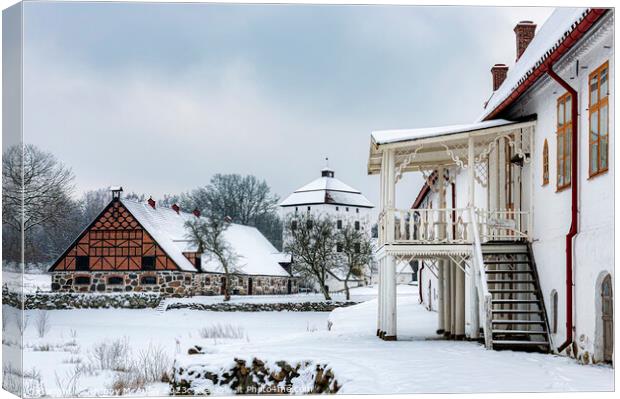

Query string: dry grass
35 310 51 338
198 323 246 339
90 337 131 371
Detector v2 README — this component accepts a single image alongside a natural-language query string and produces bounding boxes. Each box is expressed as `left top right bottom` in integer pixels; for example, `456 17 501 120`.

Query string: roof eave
483 8 609 121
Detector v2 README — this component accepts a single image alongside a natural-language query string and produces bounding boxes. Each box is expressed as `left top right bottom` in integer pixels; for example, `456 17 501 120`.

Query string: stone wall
2 288 161 310
51 271 299 297
171 357 340 395
166 301 359 312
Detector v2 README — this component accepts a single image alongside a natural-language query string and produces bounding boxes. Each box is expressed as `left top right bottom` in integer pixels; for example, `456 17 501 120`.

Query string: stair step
492 330 547 335
492 320 546 325
490 289 537 294
492 340 550 346
492 299 540 304
485 270 533 274
484 260 531 265
491 309 543 314
486 280 536 284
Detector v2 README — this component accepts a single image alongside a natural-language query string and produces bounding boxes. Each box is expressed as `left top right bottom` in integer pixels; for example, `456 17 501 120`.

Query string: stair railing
469 207 493 349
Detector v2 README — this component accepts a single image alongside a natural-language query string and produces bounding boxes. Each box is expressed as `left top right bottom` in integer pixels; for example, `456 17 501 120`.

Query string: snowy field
2 285 614 396
3 271 52 294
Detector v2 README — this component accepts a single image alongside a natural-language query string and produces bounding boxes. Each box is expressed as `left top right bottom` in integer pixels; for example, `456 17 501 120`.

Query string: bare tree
284 212 337 300
2 144 75 262
80 188 111 223
2 144 75 233
336 223 373 300
183 174 282 247
184 215 238 301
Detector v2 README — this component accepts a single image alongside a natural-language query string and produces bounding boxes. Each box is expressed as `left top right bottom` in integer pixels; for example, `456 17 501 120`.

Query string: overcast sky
21 2 554 208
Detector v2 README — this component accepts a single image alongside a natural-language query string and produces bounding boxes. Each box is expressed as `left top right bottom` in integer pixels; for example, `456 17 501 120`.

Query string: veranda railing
379 207 530 245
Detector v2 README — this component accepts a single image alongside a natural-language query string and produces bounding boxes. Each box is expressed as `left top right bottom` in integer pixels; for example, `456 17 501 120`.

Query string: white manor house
367 8 613 364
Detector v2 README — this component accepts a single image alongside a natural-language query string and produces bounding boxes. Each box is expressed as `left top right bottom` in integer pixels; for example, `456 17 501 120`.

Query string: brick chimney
192 208 201 217
491 64 509 91
514 21 536 61
171 203 180 214
147 197 156 209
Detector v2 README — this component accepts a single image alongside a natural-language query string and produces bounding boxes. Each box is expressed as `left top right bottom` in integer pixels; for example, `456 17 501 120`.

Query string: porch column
468 136 475 207
450 259 456 335
436 261 445 334
455 260 465 339
466 136 477 340
386 149 396 242
384 255 397 340
377 257 383 336
443 259 451 336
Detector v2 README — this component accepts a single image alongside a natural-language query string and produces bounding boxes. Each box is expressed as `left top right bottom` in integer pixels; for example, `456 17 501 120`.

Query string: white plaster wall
504 23 614 360
419 260 439 312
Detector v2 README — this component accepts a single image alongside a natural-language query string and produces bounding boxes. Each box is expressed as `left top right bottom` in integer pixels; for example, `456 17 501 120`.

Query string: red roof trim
484 8 608 120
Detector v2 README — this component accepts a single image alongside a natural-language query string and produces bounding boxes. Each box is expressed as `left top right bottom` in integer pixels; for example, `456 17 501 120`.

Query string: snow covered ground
2 285 613 397
2 271 52 294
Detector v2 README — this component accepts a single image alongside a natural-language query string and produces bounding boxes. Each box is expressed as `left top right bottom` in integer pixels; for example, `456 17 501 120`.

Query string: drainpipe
418 263 424 304
546 65 578 354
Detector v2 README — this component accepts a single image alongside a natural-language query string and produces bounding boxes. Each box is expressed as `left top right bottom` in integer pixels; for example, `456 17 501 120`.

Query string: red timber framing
49 199 182 272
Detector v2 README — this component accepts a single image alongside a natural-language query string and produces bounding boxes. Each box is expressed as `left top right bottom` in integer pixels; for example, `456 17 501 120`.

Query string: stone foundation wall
51 271 299 297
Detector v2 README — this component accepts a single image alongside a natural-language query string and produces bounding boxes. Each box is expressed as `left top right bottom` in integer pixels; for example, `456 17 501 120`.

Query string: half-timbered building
368 7 613 364
49 188 298 296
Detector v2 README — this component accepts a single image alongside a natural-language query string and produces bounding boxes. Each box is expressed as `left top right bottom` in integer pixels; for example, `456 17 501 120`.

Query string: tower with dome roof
280 165 375 293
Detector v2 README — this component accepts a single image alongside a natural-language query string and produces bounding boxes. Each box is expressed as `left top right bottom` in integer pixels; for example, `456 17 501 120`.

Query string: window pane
590 76 599 104
590 110 599 138
558 134 564 160
601 104 608 136
565 154 571 183
565 96 572 122
601 135 608 170
591 143 599 173
558 102 564 125
601 68 608 97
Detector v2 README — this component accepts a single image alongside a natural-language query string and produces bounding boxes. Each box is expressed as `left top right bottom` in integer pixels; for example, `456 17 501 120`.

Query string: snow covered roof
479 8 594 121
121 199 290 276
279 170 374 208
371 119 517 145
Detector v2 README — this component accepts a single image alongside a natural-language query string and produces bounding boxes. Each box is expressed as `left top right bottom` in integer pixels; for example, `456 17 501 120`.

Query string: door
602 275 613 363
248 278 253 295
287 279 292 294
220 276 226 295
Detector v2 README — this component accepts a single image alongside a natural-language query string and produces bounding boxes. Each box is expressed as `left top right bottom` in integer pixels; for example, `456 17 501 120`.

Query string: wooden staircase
481 243 551 352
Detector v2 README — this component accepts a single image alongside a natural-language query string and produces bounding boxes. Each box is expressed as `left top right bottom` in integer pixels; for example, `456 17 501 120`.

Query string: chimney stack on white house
514 20 536 61
148 197 156 209
171 203 180 214
491 64 509 91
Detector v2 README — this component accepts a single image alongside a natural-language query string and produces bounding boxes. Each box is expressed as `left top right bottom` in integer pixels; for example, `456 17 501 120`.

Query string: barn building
368 7 613 364
49 188 298 296
280 166 375 292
